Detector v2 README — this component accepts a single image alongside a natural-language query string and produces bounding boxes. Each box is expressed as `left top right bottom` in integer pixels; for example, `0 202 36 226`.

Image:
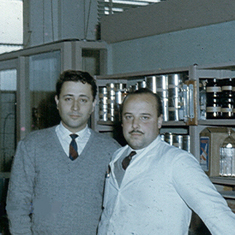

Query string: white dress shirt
55 122 91 156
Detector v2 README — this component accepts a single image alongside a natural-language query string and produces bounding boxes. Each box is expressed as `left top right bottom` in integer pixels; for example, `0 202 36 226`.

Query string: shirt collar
58 122 90 140
127 135 161 155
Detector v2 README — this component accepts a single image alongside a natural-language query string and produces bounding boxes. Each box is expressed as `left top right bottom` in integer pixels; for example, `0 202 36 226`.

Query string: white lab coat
98 136 235 235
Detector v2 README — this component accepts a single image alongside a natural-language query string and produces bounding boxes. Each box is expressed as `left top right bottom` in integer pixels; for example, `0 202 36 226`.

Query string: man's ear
158 114 163 129
55 95 59 109
91 99 97 113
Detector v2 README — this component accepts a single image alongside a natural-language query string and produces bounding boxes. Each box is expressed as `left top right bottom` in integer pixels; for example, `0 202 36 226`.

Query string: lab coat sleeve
171 152 235 235
6 140 35 235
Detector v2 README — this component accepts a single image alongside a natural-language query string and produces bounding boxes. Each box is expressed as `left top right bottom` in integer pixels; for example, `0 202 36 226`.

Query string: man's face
122 93 163 150
55 81 96 133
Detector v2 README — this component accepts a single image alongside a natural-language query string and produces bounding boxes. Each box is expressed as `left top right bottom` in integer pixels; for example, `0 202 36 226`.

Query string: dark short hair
122 88 163 117
56 70 97 101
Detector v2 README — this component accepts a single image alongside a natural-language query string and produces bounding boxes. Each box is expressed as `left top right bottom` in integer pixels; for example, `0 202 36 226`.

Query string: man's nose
132 118 140 129
72 100 79 111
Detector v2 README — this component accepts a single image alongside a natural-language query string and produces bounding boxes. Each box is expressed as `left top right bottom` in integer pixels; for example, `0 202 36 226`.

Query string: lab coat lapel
109 146 129 189
119 137 162 188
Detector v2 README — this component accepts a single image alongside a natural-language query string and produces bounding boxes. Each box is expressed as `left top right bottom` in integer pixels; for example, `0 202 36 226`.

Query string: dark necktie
122 151 136 170
69 134 78 160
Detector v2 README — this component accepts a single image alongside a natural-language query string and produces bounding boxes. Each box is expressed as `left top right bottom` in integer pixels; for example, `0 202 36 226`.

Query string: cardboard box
200 127 235 177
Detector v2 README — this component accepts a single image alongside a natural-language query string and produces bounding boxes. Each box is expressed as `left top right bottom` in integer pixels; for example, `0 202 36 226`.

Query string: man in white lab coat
98 88 235 235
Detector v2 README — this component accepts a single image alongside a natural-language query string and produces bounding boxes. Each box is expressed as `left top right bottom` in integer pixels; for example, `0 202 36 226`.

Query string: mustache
129 130 144 135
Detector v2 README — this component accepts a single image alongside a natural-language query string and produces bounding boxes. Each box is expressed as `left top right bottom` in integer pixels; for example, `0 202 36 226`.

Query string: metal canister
145 75 168 96
183 135 190 152
157 75 168 93
164 133 173 145
145 75 168 121
162 97 169 122
168 73 186 87
99 110 108 121
173 135 183 149
107 94 115 112
145 75 158 93
115 90 123 105
115 83 127 121
137 80 146 89
168 107 180 121
99 96 108 105
107 107 115 122
104 82 128 122
168 96 181 110
206 78 222 119
129 84 138 92
115 87 127 105
168 87 180 100
106 83 116 96
99 102 108 121
167 73 186 121
114 83 126 91
99 86 108 121
160 134 165 141
99 86 108 99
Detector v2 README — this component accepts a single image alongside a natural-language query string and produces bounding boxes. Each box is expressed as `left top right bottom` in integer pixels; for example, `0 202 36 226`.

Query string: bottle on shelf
206 78 222 119
199 80 207 120
220 128 235 177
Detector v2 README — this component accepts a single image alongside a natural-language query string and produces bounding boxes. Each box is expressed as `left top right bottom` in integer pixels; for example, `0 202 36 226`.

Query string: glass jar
220 128 235 176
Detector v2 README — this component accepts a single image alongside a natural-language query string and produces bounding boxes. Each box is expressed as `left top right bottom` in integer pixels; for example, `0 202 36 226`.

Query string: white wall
0 0 23 54
108 20 235 74
100 0 235 74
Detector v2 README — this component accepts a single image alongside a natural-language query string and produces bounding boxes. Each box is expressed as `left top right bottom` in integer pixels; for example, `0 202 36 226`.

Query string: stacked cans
114 83 127 121
99 83 127 122
99 73 187 122
98 86 109 121
221 78 234 118
204 77 235 119
206 78 222 119
168 74 186 121
146 75 168 121
162 133 190 152
145 73 186 121
128 80 146 92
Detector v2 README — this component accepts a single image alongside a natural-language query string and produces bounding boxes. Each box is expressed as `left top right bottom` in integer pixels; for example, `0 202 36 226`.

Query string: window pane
29 51 61 91
0 69 17 171
0 70 17 91
29 51 61 130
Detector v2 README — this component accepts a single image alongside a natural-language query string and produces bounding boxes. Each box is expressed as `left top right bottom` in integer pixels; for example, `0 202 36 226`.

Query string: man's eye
65 98 72 101
125 115 133 120
141 116 149 120
80 99 88 103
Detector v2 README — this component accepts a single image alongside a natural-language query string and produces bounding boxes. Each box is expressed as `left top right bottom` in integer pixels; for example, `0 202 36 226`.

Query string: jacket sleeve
6 140 35 235
171 153 235 235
